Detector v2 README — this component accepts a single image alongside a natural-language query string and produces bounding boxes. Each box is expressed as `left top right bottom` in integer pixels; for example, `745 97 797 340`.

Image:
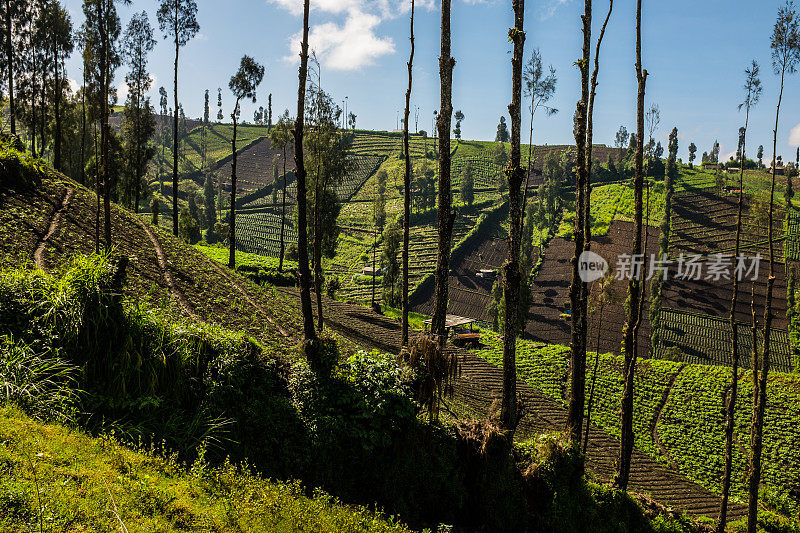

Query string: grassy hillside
0 405 408 532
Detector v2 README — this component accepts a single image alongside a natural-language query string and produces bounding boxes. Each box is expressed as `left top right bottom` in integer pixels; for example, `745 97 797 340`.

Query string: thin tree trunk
500 0 525 433
54 52 61 172
747 69 784 533
94 122 99 253
583 290 605 454
80 75 86 185
294 0 318 353
431 0 456 346
228 110 238 269
172 35 179 236
718 103 750 533
279 144 286 272
402 0 415 347
578 0 612 447
567 0 591 445
30 23 36 157
5 0 14 135
101 0 111 251
616 0 647 492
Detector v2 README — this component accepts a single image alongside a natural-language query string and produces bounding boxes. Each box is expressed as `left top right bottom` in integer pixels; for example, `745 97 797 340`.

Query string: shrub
0 138 44 189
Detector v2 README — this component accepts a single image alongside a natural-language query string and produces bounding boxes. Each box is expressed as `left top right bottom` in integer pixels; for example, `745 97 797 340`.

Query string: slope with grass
0 406 410 533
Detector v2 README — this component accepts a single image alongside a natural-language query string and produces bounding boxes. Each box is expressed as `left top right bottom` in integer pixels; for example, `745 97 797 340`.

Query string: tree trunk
583 292 606 453
431 0 456 346
30 24 36 157
747 69 784 533
717 104 750 533
5 0 14 135
500 0 525 434
279 145 286 272
172 37 180 236
228 113 238 269
567 0 591 446
616 0 647 492
402 0 415 347
579 0 613 447
54 51 62 172
314 161 324 332
94 123 100 253
101 0 111 251
294 0 318 353
80 76 86 185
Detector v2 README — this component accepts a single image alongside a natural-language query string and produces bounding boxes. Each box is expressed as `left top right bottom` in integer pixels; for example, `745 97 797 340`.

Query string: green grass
558 180 665 238
195 243 298 271
0 405 409 532
472 334 800 507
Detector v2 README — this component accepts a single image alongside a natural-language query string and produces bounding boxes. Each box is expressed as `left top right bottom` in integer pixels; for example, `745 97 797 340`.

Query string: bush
235 265 298 287
0 138 46 189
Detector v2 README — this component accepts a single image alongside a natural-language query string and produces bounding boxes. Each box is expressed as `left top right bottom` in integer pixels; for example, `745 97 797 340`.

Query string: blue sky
61 0 800 163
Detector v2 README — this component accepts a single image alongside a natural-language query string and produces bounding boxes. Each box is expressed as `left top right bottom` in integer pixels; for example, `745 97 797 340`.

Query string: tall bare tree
747 4 799 531
431 0 456 346
269 111 292 272
717 60 761 533
402 0 415 347
227 55 264 269
616 0 647 492
500 0 526 433
567 0 591 445
520 48 557 218
293 0 318 361
157 0 199 237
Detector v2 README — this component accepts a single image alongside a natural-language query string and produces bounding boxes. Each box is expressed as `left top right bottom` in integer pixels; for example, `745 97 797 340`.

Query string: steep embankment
0 175 301 352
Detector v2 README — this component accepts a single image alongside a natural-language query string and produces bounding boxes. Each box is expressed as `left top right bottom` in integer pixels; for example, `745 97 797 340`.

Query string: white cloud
270 0 436 71
116 82 129 104
67 78 80 95
540 0 569 20
789 122 800 147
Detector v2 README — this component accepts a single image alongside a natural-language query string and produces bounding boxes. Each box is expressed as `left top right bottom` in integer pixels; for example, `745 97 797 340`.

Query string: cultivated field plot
450 154 506 192
411 231 509 322
161 123 270 176
235 209 298 258
659 261 789 331
337 211 483 304
529 220 660 356
653 308 793 372
350 131 431 159
785 207 800 261
670 187 785 260
212 137 295 196
473 338 800 506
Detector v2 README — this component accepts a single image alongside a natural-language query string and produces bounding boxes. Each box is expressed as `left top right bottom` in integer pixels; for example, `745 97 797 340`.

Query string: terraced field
161 123 271 176
212 136 295 196
529 220 661 356
670 187 785 260
235 208 297 257
472 337 799 510
653 308 793 372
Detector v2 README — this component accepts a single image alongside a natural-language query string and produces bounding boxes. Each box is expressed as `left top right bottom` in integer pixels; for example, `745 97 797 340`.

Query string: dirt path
207 261 290 338
34 187 74 269
133 218 197 319
651 365 686 471
278 286 748 522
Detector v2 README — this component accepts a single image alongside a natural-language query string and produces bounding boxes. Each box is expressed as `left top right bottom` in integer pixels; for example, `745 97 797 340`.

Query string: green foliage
0 406 410 532
179 207 201 244
0 138 47 189
0 336 78 422
460 160 475 206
